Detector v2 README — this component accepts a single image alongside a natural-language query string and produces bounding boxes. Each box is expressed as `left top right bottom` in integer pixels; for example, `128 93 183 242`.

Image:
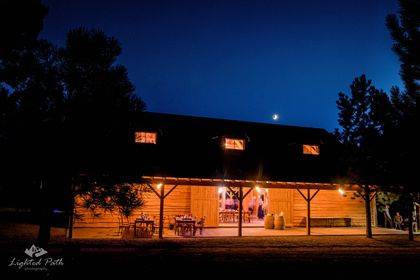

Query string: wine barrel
264 214 274 229
274 214 285 230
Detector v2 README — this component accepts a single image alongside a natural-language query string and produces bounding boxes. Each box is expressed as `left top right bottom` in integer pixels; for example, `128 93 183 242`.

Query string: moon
272 113 279 121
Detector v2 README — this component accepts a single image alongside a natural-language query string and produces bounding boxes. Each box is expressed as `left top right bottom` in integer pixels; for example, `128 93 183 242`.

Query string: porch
72 226 406 239
72 176 379 239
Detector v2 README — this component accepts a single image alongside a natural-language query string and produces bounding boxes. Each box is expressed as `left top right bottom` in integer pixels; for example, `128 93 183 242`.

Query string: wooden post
297 188 319 236
158 185 165 239
238 186 243 237
307 189 311 236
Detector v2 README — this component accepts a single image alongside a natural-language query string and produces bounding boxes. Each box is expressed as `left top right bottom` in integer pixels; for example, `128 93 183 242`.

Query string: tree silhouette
335 75 391 238
62 27 145 177
385 0 419 241
1 1 146 245
386 0 419 100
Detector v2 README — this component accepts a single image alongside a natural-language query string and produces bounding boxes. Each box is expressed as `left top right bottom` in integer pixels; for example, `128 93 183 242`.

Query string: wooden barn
73 112 377 237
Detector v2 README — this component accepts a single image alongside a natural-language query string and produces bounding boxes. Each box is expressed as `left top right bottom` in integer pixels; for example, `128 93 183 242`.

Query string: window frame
224 137 245 151
134 131 157 144
302 144 320 156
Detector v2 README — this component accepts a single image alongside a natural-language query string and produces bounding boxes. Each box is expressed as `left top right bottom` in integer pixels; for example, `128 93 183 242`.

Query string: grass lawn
1 223 420 277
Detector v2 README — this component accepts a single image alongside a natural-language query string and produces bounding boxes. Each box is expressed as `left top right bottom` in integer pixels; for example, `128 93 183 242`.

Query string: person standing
257 197 264 220
248 196 255 215
393 212 403 230
384 205 393 228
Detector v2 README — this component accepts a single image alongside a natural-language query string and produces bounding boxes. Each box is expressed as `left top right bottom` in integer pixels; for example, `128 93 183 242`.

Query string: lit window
224 138 245 150
135 131 157 144
303 144 320 155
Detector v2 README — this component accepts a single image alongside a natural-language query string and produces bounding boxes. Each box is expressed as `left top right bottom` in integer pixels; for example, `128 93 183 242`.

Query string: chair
117 216 131 237
152 215 168 235
194 217 205 236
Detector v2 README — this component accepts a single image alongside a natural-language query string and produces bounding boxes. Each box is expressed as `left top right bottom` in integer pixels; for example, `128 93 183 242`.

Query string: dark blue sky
42 0 402 131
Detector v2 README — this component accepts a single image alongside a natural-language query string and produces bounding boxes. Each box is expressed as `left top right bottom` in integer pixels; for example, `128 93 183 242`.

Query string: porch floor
73 226 408 239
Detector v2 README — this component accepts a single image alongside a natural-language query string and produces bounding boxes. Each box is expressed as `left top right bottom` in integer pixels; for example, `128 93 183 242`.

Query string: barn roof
127 112 341 183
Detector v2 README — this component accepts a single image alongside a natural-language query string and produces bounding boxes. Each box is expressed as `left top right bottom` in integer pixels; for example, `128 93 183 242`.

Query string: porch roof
141 176 362 191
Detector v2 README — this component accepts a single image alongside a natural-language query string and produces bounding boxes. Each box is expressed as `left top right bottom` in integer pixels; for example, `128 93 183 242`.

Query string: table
174 219 196 236
219 210 251 223
134 219 154 238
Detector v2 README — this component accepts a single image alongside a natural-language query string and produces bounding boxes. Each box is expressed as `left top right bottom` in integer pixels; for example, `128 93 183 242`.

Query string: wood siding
190 186 219 227
292 190 374 227
268 189 294 227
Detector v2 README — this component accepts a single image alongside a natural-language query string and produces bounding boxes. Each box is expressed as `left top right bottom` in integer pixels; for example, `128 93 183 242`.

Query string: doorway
218 186 269 227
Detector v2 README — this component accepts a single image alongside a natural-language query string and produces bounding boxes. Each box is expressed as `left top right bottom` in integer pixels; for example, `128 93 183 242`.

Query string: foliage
335 0 419 239
384 0 419 192
0 0 146 243
335 75 392 186
77 182 148 219
386 0 419 100
376 192 401 213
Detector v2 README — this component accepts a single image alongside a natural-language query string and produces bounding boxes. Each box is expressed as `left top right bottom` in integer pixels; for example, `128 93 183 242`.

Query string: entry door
190 187 219 227
268 189 293 227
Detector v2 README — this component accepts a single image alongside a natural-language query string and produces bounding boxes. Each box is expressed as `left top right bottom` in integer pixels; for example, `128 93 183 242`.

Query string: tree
76 181 147 221
385 0 419 241
0 0 65 245
386 0 419 101
335 75 392 238
62 28 145 176
1 1 146 245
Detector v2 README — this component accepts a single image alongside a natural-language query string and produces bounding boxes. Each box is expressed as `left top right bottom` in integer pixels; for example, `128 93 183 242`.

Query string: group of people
222 194 267 220
225 197 239 210
247 195 267 220
383 205 415 231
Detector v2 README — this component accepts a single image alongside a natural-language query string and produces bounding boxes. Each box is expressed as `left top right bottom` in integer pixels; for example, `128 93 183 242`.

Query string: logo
24 245 48 258
8 244 64 272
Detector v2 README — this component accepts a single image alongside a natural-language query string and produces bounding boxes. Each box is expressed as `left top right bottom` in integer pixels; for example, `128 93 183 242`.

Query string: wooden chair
152 215 168 235
194 217 205 236
136 221 154 238
117 216 131 237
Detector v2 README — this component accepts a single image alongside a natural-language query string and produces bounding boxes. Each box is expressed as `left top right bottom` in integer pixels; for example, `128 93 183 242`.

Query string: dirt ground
1 224 420 278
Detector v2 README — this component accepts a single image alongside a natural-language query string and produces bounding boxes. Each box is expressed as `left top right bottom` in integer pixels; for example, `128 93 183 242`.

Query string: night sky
42 0 402 131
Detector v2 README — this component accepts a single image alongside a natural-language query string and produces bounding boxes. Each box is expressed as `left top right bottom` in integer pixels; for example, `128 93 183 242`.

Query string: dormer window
303 144 320 155
224 138 245 150
135 131 157 144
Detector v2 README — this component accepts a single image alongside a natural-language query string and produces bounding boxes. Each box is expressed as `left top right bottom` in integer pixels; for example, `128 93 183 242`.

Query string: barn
73 112 376 237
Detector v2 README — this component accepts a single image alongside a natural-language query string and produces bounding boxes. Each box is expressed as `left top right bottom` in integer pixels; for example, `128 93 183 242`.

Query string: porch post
307 188 311 236
158 185 165 239
238 186 243 237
